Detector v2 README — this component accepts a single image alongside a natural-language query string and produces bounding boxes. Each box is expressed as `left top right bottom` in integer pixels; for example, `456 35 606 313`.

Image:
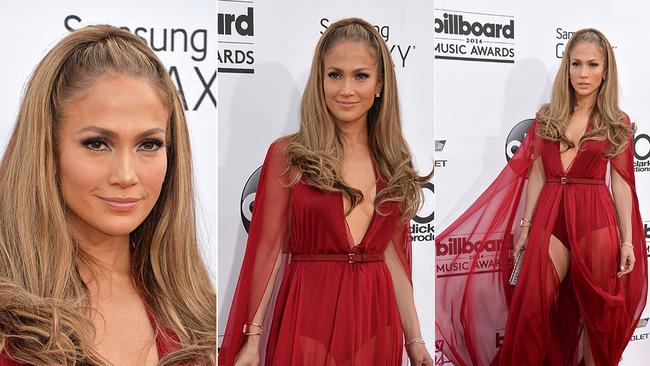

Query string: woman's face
322 40 382 127
569 41 606 100
58 73 169 240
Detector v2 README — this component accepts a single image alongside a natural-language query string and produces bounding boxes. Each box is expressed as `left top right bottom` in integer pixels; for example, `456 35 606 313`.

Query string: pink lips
98 196 140 212
336 100 359 109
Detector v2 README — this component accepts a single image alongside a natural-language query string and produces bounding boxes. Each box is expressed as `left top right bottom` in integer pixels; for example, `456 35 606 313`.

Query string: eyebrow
76 126 166 140
325 66 373 73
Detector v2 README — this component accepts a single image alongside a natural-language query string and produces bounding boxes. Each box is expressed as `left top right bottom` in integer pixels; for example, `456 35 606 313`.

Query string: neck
68 216 132 280
574 93 597 115
337 117 369 150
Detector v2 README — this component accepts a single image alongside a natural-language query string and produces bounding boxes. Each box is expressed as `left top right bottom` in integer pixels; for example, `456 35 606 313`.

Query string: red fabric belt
291 253 385 263
546 177 605 185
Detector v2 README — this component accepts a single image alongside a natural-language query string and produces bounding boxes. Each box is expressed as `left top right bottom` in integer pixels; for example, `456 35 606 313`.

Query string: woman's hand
233 337 260 366
406 343 434 366
512 227 529 262
617 245 636 278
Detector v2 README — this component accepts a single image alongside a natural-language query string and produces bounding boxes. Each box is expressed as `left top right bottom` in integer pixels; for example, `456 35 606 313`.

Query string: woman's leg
583 332 594 366
548 234 571 290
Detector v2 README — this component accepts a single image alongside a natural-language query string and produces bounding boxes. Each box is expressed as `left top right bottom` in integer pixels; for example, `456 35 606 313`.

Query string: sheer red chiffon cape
435 117 647 366
219 139 413 365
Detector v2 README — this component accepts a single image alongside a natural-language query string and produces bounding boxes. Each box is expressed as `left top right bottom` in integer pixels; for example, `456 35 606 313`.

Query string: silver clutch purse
508 248 525 286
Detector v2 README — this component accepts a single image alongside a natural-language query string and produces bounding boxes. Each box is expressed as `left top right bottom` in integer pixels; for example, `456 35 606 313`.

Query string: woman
435 29 647 366
219 18 433 366
0 26 216 365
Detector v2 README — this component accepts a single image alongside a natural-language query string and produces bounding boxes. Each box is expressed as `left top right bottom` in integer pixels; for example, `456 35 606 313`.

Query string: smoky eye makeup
327 70 342 79
80 136 111 151
79 135 166 153
137 137 166 152
355 72 370 80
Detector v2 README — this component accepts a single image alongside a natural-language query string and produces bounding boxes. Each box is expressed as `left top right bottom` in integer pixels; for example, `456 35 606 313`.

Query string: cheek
323 79 337 98
58 147 105 202
364 82 377 98
141 156 168 197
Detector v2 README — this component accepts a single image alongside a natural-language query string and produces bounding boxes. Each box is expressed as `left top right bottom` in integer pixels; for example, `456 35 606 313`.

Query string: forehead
569 41 604 59
59 73 169 133
322 40 378 67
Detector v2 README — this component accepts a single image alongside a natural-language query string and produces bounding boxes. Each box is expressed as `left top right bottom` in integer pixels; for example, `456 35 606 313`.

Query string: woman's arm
611 164 636 277
221 139 291 366
611 168 633 243
384 240 433 365
385 241 421 340
236 253 282 349
513 156 545 258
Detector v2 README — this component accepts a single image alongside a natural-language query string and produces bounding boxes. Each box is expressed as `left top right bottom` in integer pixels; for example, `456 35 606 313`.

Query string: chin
573 89 597 98
331 113 364 124
91 217 146 237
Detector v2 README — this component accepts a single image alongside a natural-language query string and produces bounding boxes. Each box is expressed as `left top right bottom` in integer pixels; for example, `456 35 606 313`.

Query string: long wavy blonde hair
537 28 633 157
287 18 430 221
0 25 215 365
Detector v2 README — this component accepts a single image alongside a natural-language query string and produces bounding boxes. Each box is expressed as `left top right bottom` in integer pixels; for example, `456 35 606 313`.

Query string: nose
339 77 354 96
108 150 139 188
579 65 589 78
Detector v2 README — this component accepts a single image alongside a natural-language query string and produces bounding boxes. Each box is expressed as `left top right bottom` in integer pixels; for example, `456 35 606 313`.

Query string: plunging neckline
339 162 380 250
558 119 592 175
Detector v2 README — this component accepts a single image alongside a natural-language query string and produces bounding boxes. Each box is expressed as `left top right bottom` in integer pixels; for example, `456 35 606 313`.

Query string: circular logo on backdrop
411 182 434 244
414 182 434 224
634 133 650 161
504 119 534 162
240 166 262 233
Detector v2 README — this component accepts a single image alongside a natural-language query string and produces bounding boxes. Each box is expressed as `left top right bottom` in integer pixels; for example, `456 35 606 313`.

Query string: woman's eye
356 73 369 80
82 138 109 151
328 72 341 79
590 63 599 68
139 139 165 152
571 62 579 67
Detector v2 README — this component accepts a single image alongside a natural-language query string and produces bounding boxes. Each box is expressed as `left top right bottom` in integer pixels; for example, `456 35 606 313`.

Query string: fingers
619 252 627 273
408 349 434 366
617 254 636 277
424 355 434 366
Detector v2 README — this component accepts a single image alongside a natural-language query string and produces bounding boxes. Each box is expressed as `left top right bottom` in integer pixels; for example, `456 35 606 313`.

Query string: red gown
219 138 413 366
435 115 647 366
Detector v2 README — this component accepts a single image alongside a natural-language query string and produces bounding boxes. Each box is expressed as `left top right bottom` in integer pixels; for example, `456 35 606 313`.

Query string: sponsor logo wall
435 1 650 365
0 1 216 277
218 0 435 349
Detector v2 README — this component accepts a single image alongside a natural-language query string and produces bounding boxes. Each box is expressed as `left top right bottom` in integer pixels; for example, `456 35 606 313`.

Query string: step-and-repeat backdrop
217 0 435 353
434 1 650 365
0 1 216 278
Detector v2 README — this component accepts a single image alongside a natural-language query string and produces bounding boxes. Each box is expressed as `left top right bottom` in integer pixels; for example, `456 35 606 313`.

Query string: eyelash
139 138 165 152
327 72 370 80
571 62 599 67
80 137 165 152
82 137 109 151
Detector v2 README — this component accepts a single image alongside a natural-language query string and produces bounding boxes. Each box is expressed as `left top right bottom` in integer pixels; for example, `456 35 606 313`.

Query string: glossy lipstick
98 196 140 212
